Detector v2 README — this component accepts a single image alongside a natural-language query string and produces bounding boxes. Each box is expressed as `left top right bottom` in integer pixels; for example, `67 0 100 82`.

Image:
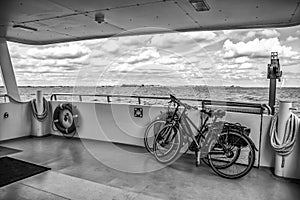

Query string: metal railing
0 94 8 102
50 93 270 115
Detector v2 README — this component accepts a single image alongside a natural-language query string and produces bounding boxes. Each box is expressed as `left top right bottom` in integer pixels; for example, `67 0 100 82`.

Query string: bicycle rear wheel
144 120 166 154
208 131 255 179
153 124 182 164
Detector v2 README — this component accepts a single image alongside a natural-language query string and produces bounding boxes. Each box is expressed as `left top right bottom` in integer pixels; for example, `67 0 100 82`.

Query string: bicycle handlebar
169 94 197 110
169 94 225 118
170 94 208 113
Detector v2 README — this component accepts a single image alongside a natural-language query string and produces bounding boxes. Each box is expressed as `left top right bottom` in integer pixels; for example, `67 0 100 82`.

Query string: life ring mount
53 103 79 136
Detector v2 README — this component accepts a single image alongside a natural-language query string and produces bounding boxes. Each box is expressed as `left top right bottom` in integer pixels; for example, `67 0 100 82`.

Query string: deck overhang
0 0 300 45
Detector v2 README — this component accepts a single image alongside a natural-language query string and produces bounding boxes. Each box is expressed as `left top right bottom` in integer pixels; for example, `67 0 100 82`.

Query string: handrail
0 94 30 104
0 94 8 102
50 93 268 115
1 92 271 115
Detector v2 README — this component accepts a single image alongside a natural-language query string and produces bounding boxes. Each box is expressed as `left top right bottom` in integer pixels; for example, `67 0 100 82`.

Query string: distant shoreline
0 85 300 89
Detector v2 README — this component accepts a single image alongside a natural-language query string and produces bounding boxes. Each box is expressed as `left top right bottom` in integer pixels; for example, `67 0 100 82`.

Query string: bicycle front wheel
144 120 166 154
153 124 182 164
208 131 255 179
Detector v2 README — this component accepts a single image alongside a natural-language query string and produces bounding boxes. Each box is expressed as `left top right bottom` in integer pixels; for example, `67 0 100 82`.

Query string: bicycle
144 110 179 154
151 94 256 179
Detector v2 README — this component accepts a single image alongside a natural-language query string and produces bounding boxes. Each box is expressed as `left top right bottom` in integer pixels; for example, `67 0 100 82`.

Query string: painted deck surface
0 136 299 200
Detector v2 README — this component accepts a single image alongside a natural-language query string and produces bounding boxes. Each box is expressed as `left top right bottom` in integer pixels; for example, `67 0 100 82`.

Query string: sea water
0 86 299 114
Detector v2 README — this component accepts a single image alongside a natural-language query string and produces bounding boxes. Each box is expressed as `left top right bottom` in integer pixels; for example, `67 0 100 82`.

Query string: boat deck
0 135 299 200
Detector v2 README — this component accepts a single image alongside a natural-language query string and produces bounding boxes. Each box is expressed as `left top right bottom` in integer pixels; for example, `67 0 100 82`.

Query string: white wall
0 102 32 141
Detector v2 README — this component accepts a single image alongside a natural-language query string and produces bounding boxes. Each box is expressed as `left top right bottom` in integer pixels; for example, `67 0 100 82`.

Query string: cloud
150 31 216 49
223 38 299 59
239 63 255 69
260 30 280 38
234 57 250 64
5 26 300 87
223 29 280 41
156 55 180 65
26 44 91 60
182 32 217 41
286 36 298 42
118 47 160 65
150 33 188 49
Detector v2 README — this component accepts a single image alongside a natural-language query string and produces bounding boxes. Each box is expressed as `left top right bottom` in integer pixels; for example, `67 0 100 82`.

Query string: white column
0 38 20 101
274 101 291 177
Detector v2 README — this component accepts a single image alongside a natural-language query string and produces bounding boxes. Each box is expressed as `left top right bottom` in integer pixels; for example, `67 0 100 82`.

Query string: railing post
138 97 141 104
79 95 82 102
107 96 111 103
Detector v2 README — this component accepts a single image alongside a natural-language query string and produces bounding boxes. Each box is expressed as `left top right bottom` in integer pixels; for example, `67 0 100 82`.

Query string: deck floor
0 135 299 200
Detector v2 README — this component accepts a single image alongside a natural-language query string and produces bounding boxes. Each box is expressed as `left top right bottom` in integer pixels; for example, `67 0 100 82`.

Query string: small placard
134 107 143 118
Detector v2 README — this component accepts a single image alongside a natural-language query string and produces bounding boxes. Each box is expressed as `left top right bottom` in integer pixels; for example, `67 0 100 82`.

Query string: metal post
0 38 20 101
267 52 282 115
269 79 277 115
36 90 43 114
32 90 49 137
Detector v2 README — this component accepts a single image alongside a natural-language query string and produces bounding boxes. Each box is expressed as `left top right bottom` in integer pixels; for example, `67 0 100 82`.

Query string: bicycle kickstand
195 150 200 167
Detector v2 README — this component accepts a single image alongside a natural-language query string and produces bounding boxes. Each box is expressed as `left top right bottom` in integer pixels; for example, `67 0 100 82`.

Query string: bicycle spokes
208 131 255 179
153 125 182 164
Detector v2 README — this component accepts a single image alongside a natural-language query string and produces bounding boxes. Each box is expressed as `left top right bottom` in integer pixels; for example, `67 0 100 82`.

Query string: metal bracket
134 107 143 118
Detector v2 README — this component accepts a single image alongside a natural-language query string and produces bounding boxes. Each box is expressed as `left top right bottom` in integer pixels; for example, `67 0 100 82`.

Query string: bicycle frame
174 106 210 149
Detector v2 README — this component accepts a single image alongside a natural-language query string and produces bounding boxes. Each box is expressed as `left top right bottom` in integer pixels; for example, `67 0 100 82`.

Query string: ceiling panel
0 0 73 25
36 14 124 38
0 0 299 45
177 0 299 29
96 1 196 31
48 0 163 12
5 22 74 45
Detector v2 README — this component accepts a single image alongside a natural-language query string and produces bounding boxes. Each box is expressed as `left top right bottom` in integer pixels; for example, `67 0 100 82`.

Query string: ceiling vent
189 0 210 12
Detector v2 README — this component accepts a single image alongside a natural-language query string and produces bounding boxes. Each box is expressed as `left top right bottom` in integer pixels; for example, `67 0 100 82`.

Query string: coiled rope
270 112 299 167
30 97 49 121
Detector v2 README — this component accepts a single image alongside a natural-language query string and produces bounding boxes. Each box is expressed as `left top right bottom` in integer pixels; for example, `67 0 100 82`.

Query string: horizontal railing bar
50 93 264 108
1 92 268 115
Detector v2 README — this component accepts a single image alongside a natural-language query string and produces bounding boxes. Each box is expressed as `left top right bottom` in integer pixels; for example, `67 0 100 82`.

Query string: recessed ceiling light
189 0 210 12
95 13 105 24
13 24 37 32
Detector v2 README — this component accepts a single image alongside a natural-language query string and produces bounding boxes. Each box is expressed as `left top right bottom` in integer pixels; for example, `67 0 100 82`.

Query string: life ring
53 103 79 135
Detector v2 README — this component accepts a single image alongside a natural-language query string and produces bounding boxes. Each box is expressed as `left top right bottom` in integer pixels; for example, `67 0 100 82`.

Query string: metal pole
269 79 277 115
0 38 20 101
32 90 44 137
36 90 43 114
267 52 282 115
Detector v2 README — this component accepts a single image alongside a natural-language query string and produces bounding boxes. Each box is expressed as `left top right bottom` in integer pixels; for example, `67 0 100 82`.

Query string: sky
2 25 300 87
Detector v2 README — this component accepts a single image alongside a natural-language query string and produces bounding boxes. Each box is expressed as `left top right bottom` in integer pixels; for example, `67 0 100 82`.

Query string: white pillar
274 101 292 177
0 38 20 101
36 90 43 114
32 90 44 137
